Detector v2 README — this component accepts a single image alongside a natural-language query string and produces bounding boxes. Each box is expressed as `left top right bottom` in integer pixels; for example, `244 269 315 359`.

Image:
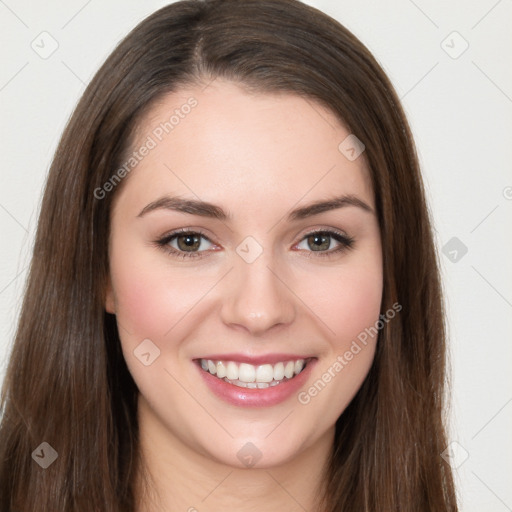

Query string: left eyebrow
287 194 374 220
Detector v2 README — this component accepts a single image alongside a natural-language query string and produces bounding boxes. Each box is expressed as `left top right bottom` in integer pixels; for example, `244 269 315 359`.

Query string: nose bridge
220 243 296 334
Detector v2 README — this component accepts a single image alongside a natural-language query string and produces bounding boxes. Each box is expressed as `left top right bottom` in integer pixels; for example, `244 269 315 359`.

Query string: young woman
0 0 458 510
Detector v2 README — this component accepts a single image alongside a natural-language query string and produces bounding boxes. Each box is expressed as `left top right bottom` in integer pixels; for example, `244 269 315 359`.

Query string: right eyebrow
137 196 228 220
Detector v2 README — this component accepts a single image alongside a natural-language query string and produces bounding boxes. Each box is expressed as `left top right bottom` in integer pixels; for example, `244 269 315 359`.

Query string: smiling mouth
196 357 313 389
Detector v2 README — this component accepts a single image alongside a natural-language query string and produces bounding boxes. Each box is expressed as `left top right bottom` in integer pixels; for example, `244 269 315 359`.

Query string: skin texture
105 79 383 511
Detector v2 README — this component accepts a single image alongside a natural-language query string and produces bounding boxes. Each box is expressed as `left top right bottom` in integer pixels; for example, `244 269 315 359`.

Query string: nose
219 252 296 336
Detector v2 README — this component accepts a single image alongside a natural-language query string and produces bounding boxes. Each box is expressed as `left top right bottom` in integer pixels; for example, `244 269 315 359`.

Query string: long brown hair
0 1 458 510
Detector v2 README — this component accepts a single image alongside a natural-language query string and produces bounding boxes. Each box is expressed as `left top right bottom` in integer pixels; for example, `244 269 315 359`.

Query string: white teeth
226 361 239 380
255 364 274 383
273 362 285 381
199 357 309 386
238 363 256 383
284 361 295 379
216 361 227 378
224 379 276 389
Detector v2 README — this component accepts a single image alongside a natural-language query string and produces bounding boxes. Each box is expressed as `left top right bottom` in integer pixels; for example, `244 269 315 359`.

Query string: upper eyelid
159 227 213 241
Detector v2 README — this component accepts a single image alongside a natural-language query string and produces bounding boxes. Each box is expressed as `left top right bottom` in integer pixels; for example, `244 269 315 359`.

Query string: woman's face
106 79 383 469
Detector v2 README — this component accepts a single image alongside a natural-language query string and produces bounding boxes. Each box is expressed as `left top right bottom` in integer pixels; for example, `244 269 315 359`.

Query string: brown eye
295 230 355 257
176 233 202 251
306 233 331 251
157 230 215 257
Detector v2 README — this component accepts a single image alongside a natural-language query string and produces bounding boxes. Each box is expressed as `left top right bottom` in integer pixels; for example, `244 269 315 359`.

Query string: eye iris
177 234 200 251
308 233 330 251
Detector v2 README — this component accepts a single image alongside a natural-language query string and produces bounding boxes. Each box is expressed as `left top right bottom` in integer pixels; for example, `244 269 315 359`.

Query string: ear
104 275 116 314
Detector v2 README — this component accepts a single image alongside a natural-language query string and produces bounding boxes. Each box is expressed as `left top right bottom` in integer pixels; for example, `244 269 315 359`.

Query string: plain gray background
1 1 511 510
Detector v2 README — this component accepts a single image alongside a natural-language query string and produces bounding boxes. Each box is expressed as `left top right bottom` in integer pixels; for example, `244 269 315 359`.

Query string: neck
134 395 334 512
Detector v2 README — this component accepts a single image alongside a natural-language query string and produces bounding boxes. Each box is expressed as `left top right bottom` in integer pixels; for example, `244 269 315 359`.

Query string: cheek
334 271 382 344
108 244 212 342
294 262 383 418
300 258 383 349
114 273 167 338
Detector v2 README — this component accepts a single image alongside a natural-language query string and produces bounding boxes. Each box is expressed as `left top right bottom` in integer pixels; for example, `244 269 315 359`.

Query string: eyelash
154 227 355 261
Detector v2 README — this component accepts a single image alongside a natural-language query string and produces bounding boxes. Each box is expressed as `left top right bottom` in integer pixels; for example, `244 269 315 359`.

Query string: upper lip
195 353 316 365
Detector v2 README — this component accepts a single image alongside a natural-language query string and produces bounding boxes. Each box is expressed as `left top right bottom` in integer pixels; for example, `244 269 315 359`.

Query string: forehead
116 79 374 217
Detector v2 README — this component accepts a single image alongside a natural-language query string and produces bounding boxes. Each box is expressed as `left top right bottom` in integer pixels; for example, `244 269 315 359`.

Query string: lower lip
194 359 317 407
